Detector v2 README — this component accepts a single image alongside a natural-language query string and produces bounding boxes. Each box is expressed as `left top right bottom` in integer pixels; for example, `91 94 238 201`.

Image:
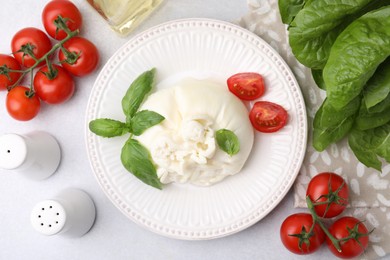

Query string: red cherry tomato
249 101 288 133
42 0 82 40
6 86 40 121
307 172 349 218
327 217 370 259
58 36 99 76
11 27 52 68
280 213 325 255
227 72 265 101
0 54 22 90
33 64 75 104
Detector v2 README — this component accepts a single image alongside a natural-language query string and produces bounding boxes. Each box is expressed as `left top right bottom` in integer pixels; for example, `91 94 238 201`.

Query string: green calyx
339 222 374 248
312 180 348 217
60 46 81 65
288 226 315 252
89 68 165 190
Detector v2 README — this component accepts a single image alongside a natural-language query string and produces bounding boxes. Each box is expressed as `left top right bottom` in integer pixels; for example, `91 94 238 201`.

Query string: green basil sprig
89 68 164 189
216 129 240 156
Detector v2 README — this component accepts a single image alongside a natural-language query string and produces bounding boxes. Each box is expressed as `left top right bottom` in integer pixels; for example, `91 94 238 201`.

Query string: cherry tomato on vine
11 27 52 68
33 64 75 104
0 54 21 90
58 37 99 77
327 217 370 259
307 172 349 218
280 213 325 255
227 72 265 101
249 101 288 133
6 86 40 121
42 0 82 40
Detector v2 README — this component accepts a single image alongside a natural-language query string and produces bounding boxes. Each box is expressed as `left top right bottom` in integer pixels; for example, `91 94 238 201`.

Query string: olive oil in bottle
87 0 163 36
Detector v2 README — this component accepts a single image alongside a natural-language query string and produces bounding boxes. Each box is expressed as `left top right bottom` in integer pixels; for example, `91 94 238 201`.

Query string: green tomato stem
311 201 332 206
306 196 342 252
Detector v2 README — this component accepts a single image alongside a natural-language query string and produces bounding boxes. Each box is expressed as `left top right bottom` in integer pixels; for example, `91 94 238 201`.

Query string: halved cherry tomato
249 101 288 133
227 72 265 101
58 37 99 76
33 64 75 104
327 217 370 259
11 27 52 68
42 0 82 40
6 86 40 121
307 172 349 218
0 54 22 90
280 213 325 255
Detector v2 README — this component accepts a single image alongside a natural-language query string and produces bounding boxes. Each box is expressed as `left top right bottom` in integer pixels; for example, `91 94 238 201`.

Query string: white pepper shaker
30 188 96 237
0 131 61 180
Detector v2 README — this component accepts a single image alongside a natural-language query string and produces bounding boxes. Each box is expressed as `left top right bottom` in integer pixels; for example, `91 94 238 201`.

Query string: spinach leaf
355 98 390 130
318 97 360 128
121 68 156 121
121 138 162 189
89 118 129 138
289 0 389 69
368 93 390 114
348 122 390 171
130 110 165 136
313 98 359 151
216 129 240 156
324 6 390 109
278 0 305 25
288 0 373 69
311 69 326 90
363 58 390 110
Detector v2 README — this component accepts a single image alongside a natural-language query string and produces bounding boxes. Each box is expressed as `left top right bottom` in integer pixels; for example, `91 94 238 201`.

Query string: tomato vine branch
306 196 342 252
7 28 79 92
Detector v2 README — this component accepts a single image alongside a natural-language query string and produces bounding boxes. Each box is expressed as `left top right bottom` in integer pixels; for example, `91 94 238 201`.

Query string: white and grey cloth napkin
238 0 390 259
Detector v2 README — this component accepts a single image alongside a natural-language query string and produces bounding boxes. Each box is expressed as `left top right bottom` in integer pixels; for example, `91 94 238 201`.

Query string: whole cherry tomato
58 36 99 76
307 172 349 218
11 27 52 68
33 64 75 104
227 72 265 101
0 54 22 90
327 217 370 259
42 0 82 40
6 86 40 121
249 101 288 133
280 213 325 255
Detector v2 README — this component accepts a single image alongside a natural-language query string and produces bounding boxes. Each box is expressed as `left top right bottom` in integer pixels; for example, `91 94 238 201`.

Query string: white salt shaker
0 131 61 180
30 188 96 237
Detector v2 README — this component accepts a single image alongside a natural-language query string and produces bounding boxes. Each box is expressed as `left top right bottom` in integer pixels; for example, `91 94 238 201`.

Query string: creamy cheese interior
135 78 254 186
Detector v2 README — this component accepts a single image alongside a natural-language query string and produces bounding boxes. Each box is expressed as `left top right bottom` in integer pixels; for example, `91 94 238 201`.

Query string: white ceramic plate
85 18 307 240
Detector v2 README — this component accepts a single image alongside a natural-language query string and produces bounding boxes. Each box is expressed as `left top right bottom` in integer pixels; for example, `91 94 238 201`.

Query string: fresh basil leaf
121 138 162 190
324 6 390 109
130 110 165 136
312 100 357 151
122 68 156 120
364 58 390 110
278 0 305 25
89 118 129 138
216 129 240 156
348 122 390 171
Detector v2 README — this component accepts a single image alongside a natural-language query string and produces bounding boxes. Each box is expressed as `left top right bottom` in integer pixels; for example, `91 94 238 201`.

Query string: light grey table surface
0 1 335 259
